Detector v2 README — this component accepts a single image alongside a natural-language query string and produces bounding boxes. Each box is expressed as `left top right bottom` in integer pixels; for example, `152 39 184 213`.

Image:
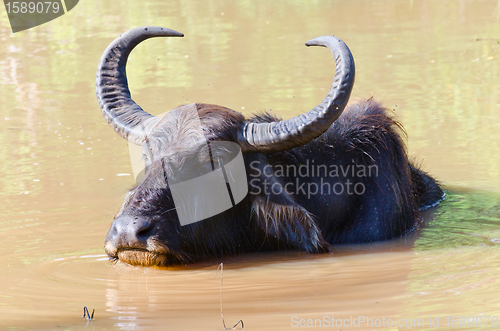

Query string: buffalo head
97 26 361 266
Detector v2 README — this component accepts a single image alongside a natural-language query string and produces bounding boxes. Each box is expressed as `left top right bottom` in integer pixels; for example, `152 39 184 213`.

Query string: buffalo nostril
136 221 153 239
106 215 155 251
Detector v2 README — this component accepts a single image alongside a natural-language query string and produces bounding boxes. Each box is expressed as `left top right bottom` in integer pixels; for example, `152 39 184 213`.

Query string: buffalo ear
251 195 332 253
247 154 332 253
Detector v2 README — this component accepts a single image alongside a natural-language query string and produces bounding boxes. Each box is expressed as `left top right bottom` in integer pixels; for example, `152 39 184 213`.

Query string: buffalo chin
116 250 171 267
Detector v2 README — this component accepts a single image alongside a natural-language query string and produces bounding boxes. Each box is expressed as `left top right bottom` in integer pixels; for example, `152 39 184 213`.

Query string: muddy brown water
1 1 500 330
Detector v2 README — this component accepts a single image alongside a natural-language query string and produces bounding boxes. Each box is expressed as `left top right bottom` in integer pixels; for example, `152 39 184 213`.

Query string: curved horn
238 36 355 153
96 26 183 145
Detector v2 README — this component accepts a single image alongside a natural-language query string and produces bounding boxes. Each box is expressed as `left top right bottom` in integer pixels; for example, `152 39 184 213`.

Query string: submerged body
98 27 442 267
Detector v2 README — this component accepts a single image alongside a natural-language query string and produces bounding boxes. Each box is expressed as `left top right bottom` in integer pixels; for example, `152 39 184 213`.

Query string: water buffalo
98 26 443 267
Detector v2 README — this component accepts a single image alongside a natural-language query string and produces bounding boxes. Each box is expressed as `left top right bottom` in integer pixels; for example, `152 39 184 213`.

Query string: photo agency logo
249 160 378 199
128 105 248 227
3 0 78 33
127 105 378 226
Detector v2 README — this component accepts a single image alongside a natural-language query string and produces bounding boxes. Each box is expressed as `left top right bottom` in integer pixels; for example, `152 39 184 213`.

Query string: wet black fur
110 99 443 265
